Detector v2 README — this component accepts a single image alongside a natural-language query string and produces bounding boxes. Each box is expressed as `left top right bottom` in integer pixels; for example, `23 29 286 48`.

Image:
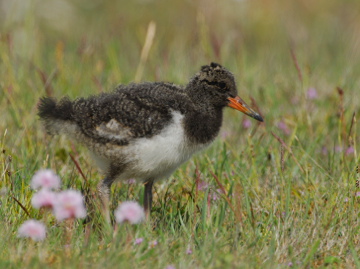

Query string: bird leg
143 179 154 218
96 177 114 223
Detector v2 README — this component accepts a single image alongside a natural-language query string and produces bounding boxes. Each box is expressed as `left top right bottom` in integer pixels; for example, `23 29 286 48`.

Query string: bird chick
38 62 263 222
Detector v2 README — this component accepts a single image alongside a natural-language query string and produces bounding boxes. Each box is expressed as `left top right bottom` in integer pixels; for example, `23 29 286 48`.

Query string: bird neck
183 81 224 144
183 104 223 145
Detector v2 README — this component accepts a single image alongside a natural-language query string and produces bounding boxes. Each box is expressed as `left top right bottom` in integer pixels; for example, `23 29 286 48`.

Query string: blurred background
1 0 359 88
0 0 359 161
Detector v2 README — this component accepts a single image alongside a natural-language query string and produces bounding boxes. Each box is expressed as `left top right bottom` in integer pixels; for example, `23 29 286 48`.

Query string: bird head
187 62 263 122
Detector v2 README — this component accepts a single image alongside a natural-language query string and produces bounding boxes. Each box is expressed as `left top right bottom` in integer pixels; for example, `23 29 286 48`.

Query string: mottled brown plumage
38 62 263 222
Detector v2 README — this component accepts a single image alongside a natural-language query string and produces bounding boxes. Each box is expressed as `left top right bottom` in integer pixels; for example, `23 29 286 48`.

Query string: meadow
1 0 360 268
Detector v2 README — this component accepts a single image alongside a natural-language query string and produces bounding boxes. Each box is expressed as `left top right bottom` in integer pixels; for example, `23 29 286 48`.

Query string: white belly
90 111 210 182
123 111 209 181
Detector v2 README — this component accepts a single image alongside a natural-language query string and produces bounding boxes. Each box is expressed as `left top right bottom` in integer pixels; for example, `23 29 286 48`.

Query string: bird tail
37 96 75 135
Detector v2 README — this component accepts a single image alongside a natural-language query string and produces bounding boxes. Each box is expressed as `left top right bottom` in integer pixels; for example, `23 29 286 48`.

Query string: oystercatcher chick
38 62 263 222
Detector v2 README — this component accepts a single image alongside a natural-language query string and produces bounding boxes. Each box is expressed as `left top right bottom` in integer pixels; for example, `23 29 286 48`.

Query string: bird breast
123 110 210 181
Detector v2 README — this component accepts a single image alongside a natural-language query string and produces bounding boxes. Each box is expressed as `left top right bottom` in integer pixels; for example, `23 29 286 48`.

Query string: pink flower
186 248 192 255
321 146 327 156
31 189 57 209
335 146 342 153
124 179 136 184
345 147 354 155
134 238 143 245
114 201 144 224
277 121 290 136
344 197 348 202
148 240 157 249
197 181 208 191
18 220 46 241
30 169 60 190
287 262 293 267
356 192 360 197
53 190 86 221
165 266 175 269
212 188 224 201
306 87 317 100
242 118 251 129
282 211 285 216
220 131 228 139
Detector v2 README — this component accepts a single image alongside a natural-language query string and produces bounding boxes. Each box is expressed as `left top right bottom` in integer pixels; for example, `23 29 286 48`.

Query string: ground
0 0 360 268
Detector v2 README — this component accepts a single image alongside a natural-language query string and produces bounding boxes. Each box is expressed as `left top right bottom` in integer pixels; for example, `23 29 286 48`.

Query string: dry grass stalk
69 154 100 211
12 196 30 217
92 76 104 93
35 67 56 97
271 131 305 174
337 87 346 144
192 167 200 235
347 112 356 146
135 21 156 83
208 169 244 227
290 48 302 84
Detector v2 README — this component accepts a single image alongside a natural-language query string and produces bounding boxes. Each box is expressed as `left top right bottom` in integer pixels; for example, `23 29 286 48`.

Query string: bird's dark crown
186 62 238 109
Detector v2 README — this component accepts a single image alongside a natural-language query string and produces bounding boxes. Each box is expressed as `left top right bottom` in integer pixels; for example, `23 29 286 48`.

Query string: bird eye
218 82 226 89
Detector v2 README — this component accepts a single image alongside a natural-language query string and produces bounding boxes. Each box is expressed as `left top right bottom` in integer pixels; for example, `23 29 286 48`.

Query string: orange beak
227 96 263 122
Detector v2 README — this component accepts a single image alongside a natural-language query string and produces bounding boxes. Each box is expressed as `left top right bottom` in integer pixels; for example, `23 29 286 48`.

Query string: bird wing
72 83 187 145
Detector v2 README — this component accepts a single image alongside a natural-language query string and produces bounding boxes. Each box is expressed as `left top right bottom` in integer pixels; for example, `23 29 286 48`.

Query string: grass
1 0 360 268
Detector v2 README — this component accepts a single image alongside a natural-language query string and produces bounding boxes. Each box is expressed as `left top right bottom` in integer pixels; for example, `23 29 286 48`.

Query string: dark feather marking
38 63 240 147
37 96 74 121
